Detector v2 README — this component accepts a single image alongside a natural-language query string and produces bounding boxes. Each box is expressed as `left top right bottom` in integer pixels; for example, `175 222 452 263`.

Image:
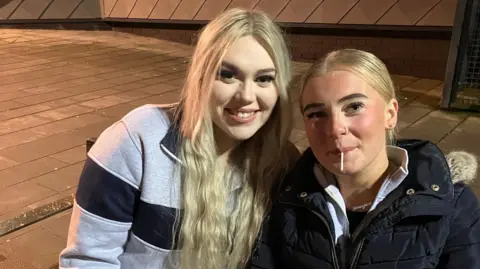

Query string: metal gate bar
442 0 480 110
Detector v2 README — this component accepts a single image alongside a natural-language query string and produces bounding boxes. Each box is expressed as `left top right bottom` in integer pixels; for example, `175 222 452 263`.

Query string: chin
323 162 357 176
327 166 348 175
228 129 258 141
335 168 355 176
336 164 364 176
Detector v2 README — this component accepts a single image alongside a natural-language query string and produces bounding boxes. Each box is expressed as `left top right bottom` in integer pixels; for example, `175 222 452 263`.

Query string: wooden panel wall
0 0 101 20
103 0 456 26
0 0 455 25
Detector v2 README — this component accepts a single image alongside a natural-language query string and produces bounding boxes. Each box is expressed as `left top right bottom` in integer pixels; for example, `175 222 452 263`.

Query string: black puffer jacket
250 140 480 269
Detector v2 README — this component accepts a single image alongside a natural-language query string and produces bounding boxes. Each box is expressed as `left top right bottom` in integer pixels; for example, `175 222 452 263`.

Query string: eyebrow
221 61 276 75
302 93 368 113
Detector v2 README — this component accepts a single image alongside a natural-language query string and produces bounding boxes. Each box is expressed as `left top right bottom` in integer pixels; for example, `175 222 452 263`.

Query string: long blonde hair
299 49 397 144
174 8 293 269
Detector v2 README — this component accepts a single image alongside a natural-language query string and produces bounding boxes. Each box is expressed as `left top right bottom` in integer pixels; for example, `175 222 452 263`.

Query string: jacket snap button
431 184 440 191
300 192 308 198
406 188 415 195
285 186 292 192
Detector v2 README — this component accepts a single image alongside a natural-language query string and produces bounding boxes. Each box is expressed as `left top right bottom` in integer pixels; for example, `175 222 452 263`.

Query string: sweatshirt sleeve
59 120 143 269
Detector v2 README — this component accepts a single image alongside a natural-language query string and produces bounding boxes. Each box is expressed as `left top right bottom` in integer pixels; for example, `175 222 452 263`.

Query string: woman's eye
219 70 235 80
345 102 365 114
256 75 275 86
256 75 274 83
306 111 326 119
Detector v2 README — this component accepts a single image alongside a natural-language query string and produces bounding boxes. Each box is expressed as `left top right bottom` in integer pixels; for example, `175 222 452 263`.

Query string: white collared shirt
313 146 410 244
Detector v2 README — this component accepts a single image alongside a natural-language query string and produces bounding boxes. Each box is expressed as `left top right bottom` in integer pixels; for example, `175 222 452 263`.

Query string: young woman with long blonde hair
59 8 299 269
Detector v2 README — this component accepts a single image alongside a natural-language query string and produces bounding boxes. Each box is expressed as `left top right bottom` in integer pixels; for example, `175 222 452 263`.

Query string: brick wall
288 35 450 80
113 27 450 80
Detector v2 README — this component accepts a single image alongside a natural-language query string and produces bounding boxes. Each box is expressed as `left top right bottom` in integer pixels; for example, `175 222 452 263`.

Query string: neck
337 147 391 209
213 126 239 159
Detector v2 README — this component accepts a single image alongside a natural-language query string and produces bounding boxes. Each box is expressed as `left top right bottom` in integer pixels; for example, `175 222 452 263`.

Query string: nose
236 80 255 103
324 113 348 138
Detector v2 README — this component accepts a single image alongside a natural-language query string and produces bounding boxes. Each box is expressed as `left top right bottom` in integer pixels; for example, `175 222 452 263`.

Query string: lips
328 147 356 156
233 111 255 118
225 108 258 123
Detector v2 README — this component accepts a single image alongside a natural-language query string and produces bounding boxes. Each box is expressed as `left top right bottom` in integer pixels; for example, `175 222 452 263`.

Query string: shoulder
447 183 480 245
397 139 477 190
120 103 178 136
285 148 316 183
87 103 180 186
90 103 179 155
452 183 479 211
272 148 320 202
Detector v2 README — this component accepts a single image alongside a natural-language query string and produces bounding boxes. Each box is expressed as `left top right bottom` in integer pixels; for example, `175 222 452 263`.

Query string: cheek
210 82 234 105
256 87 279 109
304 118 328 148
349 107 386 138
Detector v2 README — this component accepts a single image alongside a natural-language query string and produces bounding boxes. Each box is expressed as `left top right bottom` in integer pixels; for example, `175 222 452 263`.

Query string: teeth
236 112 254 118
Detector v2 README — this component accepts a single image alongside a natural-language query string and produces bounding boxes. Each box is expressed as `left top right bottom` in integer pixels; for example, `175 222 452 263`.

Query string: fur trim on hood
446 151 477 185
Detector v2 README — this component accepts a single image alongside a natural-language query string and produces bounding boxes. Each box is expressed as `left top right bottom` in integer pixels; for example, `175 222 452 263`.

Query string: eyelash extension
306 111 323 118
256 75 275 83
305 102 363 118
346 102 365 111
218 69 235 78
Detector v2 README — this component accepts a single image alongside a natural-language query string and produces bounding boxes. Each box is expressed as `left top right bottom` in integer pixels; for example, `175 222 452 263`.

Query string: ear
385 98 398 130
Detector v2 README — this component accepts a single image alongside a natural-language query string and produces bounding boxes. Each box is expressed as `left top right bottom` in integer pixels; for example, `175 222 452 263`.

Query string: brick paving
0 28 478 268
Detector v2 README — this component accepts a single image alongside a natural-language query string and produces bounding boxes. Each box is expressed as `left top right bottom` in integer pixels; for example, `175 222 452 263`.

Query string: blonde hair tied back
299 49 397 144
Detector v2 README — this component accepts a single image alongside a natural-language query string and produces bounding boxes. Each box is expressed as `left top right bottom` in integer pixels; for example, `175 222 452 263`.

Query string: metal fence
442 0 480 110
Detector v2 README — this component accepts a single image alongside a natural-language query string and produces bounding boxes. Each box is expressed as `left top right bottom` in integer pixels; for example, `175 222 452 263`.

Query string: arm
437 185 480 269
59 121 143 268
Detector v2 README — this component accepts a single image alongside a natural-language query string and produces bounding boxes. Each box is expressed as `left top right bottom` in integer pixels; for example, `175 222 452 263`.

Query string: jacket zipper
309 208 366 269
278 186 408 269
349 238 365 269
278 201 340 269
346 187 406 269
309 210 341 269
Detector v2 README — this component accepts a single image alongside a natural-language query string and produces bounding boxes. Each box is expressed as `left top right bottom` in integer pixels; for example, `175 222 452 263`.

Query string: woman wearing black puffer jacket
249 49 480 269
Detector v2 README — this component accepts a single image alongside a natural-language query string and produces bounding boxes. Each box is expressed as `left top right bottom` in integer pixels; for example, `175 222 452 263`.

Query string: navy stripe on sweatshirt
76 157 141 223
132 201 183 250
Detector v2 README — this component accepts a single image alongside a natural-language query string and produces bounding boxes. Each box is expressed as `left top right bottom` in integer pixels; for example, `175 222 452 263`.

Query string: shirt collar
313 145 409 243
315 145 409 191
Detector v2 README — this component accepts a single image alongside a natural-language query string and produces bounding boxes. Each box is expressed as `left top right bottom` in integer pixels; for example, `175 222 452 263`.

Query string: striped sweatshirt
59 104 242 269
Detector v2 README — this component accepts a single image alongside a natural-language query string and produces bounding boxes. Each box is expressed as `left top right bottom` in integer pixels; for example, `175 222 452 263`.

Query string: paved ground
0 28 478 268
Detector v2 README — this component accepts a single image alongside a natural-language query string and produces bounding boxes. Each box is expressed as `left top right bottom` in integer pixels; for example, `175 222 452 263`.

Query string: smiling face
209 35 279 148
301 70 398 175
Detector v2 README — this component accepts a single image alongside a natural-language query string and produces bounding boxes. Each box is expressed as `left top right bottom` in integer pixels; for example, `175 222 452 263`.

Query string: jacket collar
278 139 455 207
396 139 454 201
159 103 183 164
315 145 409 211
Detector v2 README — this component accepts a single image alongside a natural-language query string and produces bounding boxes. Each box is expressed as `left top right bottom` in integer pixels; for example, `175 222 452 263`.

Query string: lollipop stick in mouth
340 152 344 172
339 126 348 172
